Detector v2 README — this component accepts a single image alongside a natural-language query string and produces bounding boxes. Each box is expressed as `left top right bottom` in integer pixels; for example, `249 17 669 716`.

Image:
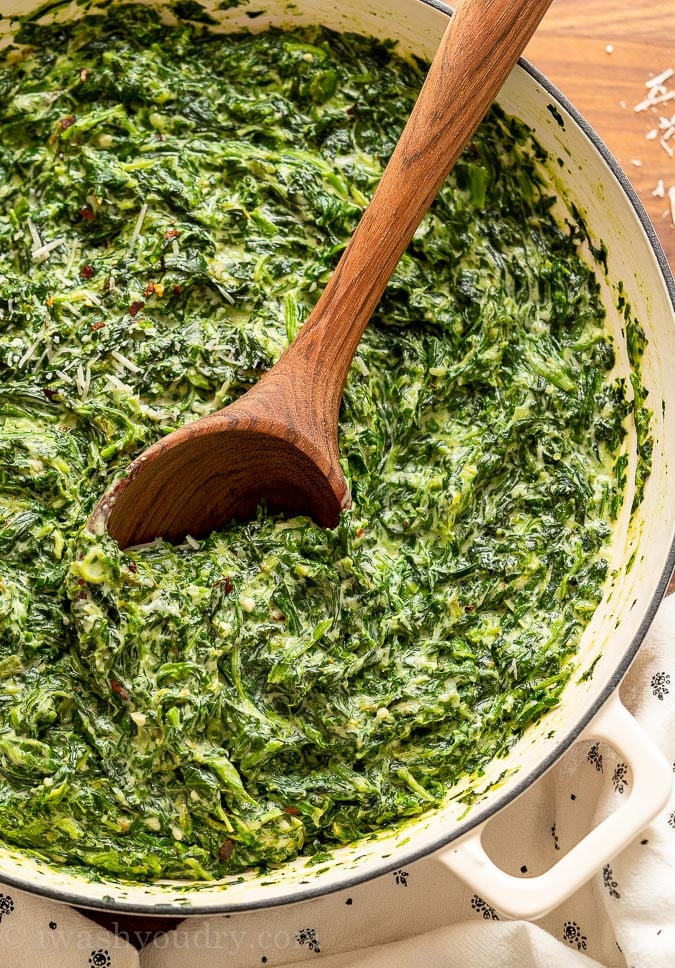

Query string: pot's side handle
437 693 672 921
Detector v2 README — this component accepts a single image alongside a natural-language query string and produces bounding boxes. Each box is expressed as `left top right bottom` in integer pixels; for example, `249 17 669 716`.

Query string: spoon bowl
90 0 554 548
91 370 349 548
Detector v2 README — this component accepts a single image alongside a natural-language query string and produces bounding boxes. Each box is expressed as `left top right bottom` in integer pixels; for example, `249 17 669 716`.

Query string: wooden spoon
90 0 553 548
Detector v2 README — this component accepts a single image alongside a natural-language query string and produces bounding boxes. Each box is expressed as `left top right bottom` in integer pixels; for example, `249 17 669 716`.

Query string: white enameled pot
0 0 674 922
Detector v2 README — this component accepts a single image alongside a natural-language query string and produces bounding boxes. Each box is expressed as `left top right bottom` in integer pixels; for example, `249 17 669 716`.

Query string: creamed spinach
0 3 639 880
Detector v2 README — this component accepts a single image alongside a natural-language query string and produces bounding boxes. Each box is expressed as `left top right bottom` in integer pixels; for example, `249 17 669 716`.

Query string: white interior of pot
0 0 673 914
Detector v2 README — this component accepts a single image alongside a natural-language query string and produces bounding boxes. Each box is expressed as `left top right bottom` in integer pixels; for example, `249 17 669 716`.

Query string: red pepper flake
110 679 130 702
81 264 94 279
91 321 106 331
79 207 96 221
59 115 75 130
218 839 235 861
143 281 164 298
80 68 89 83
42 387 59 401
172 284 183 296
283 806 301 816
128 561 138 573
356 527 364 537
77 578 85 586
129 300 145 317
464 604 475 613
165 228 180 240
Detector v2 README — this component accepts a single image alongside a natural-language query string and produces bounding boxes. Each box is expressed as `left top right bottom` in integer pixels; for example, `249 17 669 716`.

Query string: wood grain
525 0 675 271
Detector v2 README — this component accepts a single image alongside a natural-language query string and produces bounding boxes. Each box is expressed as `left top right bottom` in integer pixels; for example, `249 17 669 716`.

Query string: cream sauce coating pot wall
0 0 673 920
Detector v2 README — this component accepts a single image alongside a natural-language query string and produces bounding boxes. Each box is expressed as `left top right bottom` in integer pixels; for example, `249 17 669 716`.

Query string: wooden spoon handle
279 0 553 407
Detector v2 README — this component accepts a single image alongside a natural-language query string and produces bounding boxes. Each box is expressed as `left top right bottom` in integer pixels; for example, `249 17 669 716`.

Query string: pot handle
437 693 672 920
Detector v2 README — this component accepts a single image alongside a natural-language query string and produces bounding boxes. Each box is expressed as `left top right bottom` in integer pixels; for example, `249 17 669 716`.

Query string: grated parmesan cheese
631 69 675 225
26 218 42 249
31 237 66 262
124 538 165 554
34 346 50 370
75 362 92 399
129 202 148 248
634 90 675 113
62 239 79 275
111 349 142 373
105 373 134 394
138 402 168 422
646 67 674 89
18 336 45 368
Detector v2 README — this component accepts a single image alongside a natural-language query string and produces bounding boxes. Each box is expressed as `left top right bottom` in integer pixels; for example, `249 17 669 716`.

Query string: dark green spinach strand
0 4 631 880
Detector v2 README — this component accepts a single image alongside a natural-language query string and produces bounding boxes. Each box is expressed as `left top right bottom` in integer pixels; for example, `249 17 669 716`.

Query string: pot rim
1 0 674 917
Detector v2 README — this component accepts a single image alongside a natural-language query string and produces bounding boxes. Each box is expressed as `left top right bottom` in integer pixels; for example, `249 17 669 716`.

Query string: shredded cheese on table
628 67 675 226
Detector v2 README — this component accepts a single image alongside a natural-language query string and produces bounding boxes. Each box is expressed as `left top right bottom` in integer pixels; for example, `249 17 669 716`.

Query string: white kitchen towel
0 592 673 968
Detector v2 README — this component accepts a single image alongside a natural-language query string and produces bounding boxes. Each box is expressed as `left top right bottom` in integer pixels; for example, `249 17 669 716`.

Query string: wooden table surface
527 0 675 595
525 0 674 272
